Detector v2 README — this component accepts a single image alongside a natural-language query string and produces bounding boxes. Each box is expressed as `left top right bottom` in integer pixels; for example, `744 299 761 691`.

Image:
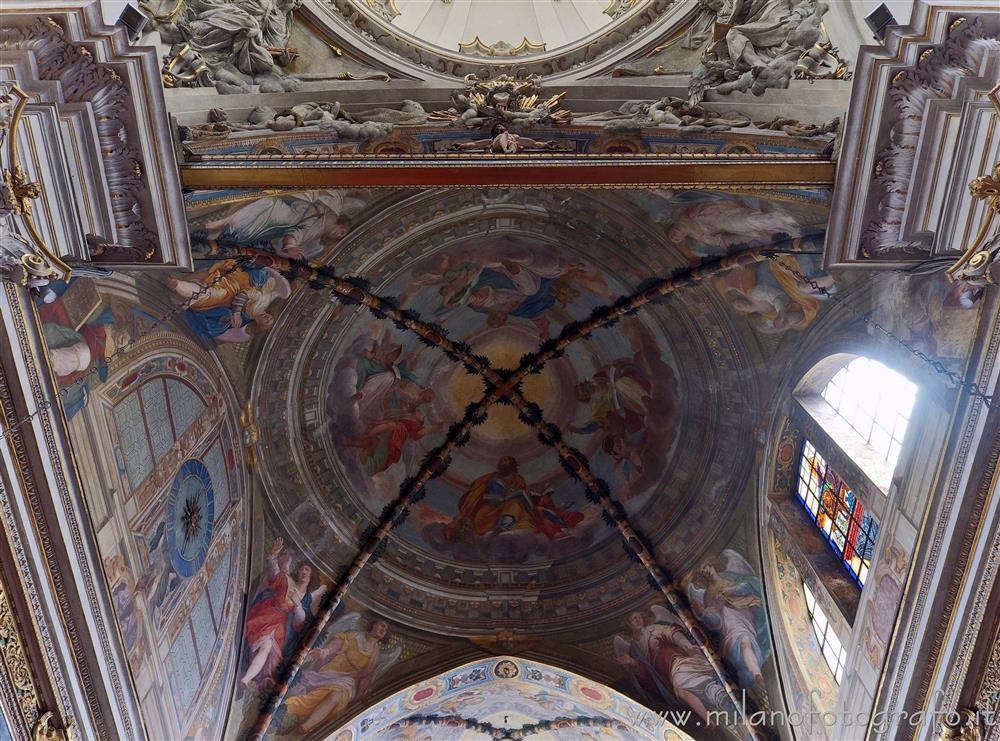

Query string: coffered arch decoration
31 275 252 741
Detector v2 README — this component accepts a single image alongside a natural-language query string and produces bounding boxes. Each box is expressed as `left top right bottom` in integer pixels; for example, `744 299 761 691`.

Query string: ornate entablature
825 3 1000 270
0 4 191 285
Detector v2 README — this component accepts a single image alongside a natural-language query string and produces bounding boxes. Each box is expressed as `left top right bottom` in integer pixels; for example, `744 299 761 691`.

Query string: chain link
0 256 251 442
4 253 992 440
766 253 996 408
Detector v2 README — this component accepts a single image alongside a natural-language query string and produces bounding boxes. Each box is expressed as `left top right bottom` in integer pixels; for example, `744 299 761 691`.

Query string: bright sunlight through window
804 583 846 682
821 357 917 472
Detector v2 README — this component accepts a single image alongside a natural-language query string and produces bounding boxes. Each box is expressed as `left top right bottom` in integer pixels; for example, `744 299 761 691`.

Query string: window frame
796 440 878 587
794 353 919 496
819 357 916 472
803 582 846 683
111 374 207 491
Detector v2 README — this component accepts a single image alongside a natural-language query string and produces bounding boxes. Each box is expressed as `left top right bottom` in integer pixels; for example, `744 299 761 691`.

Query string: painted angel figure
201 191 365 260
240 538 328 690
613 605 728 723
169 258 292 343
570 354 653 484
284 613 402 733
687 549 770 690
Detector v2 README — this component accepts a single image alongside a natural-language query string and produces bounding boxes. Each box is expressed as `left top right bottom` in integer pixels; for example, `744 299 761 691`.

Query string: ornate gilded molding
947 161 1000 286
0 583 39 730
0 84 70 289
31 712 71 741
430 74 571 128
794 25 851 81
939 709 985 741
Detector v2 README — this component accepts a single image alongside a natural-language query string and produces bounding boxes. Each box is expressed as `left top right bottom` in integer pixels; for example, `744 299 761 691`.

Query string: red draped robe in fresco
244 560 308 682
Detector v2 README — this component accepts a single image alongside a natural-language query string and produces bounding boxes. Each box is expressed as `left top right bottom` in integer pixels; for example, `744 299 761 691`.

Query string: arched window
820 357 917 471
789 356 919 588
803 582 845 682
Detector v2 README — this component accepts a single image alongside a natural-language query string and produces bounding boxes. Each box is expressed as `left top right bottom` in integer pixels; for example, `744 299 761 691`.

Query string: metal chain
0 256 251 442
766 253 996 408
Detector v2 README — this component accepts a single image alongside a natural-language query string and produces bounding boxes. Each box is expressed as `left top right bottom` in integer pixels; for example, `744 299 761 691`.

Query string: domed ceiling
176 184 832 738
385 0 638 56
311 0 686 78
251 187 805 634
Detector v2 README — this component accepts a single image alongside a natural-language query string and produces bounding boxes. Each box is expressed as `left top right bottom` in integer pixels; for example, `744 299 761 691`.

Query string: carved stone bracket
826 6 1000 268
0 6 192 270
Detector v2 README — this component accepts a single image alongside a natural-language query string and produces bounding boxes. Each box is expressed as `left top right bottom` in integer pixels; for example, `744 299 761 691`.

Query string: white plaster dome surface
369 0 645 55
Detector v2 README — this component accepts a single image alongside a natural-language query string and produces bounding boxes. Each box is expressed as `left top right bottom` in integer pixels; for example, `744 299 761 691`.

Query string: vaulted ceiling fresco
29 172 985 739
6 1 999 739
166 185 830 739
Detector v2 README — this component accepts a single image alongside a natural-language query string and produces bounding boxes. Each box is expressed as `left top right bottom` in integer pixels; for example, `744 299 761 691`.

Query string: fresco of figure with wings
239 538 328 691
687 548 770 691
284 612 402 733
405 239 610 340
613 605 729 724
350 335 435 474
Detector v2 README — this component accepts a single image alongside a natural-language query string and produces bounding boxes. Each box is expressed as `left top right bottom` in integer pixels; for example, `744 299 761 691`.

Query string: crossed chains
245 244 996 740
233 243 775 741
2 241 989 739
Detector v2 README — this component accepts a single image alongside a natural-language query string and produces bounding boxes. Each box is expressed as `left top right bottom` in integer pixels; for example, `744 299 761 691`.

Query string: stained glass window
821 357 917 472
797 440 878 586
804 582 846 682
